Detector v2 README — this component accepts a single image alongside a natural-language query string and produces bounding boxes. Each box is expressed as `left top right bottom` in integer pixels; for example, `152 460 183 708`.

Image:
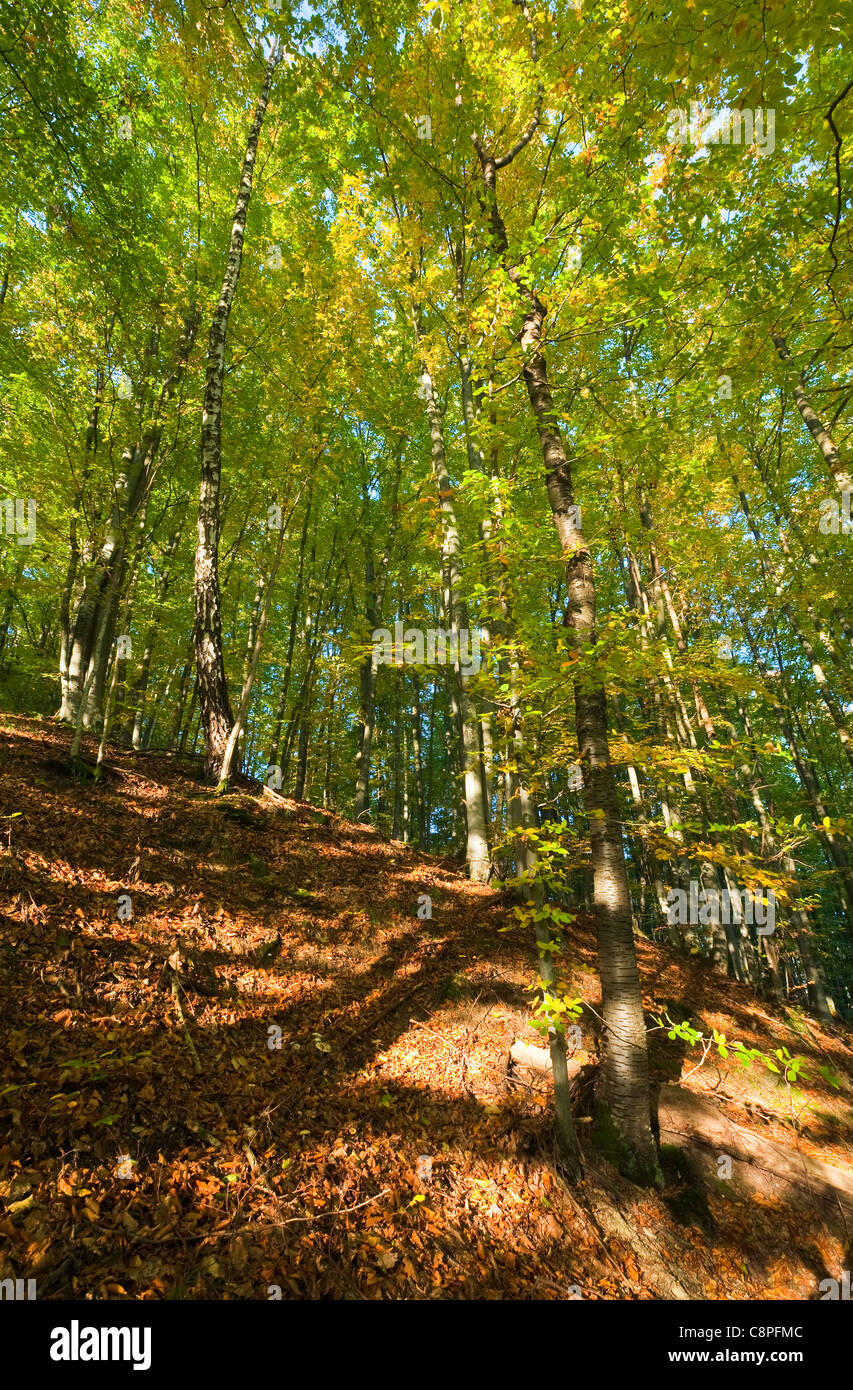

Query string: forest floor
1 712 852 1300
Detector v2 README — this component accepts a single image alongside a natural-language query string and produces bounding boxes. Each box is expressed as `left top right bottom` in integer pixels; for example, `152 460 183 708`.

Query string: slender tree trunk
0 550 25 671
740 612 853 927
58 365 105 711
424 677 436 850
218 515 287 790
268 487 312 768
354 548 379 820
169 644 194 749
745 446 853 645
473 138 657 1178
128 529 182 747
193 44 278 780
62 316 196 726
69 568 116 764
734 695 837 1021
179 679 199 754
392 667 403 840
294 699 311 800
241 570 266 687
410 671 425 844
353 448 402 819
739 487 853 773
421 366 490 881
322 674 337 809
772 335 852 492
611 692 672 941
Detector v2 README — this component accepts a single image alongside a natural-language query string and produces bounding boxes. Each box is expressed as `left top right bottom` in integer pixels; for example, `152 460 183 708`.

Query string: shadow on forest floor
1 713 852 1300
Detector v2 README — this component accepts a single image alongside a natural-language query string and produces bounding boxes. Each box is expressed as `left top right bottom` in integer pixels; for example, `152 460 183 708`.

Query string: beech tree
2 0 852 1182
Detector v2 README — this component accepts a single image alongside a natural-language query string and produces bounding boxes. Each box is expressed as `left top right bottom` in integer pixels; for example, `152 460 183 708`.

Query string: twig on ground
171 978 203 1074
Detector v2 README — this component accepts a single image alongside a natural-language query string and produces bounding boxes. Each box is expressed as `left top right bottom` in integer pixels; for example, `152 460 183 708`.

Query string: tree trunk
354 548 379 820
58 365 105 710
410 672 425 844
193 44 278 780
740 611 853 928
128 529 182 748
61 316 196 726
217 514 287 790
734 695 837 1021
353 448 402 820
268 487 313 769
473 138 657 1179
772 335 852 493
169 645 194 750
421 366 490 881
0 550 25 671
392 666 403 840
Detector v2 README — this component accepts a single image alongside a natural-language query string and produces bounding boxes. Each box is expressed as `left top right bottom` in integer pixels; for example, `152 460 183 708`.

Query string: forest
1 0 853 1325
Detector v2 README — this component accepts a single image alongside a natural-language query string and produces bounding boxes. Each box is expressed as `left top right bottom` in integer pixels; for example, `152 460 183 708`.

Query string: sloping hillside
1 714 851 1300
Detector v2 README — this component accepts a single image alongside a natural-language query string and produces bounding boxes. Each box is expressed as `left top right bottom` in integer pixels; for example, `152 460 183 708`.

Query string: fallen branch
509 1040 553 1073
275 1188 390 1225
